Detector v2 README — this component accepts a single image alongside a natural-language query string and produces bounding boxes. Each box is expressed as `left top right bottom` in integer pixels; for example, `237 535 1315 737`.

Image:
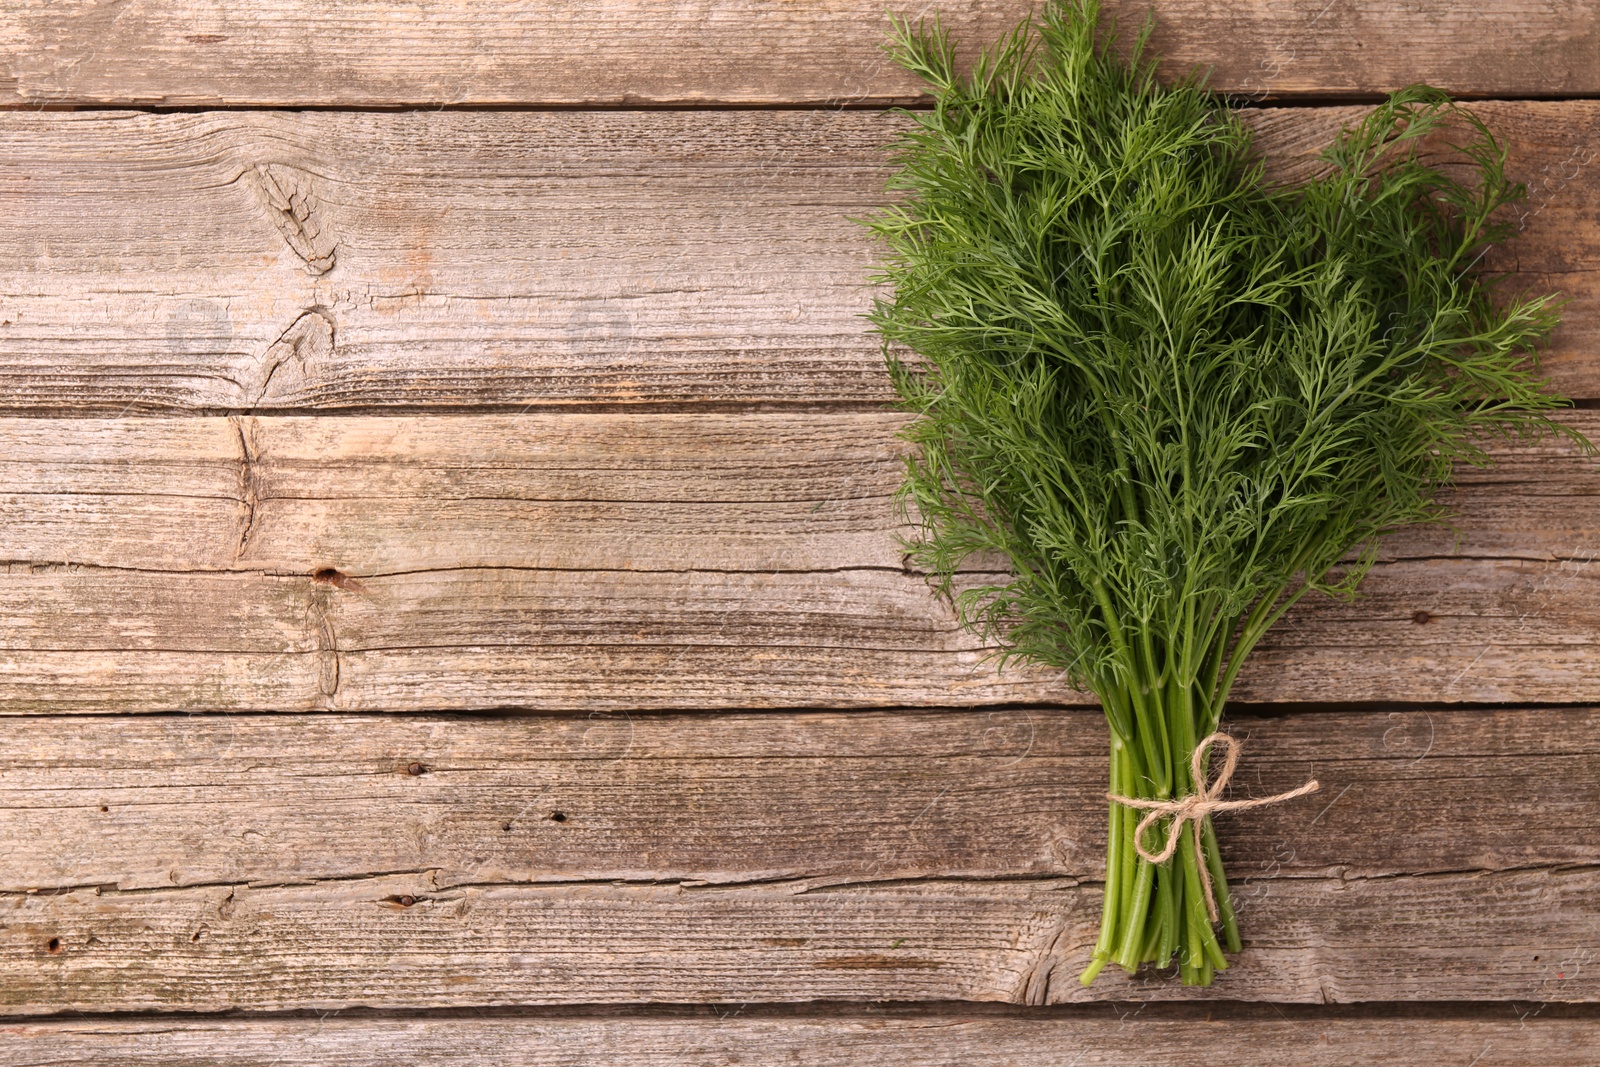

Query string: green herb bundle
866 0 1588 986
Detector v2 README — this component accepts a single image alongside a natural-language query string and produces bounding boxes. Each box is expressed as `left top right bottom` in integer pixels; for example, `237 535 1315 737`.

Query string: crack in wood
307 584 342 705
228 415 261 563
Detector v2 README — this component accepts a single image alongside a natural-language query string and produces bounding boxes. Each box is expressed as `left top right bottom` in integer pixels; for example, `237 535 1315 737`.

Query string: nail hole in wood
501 821 513 831
406 762 427 776
1412 610 1431 625
549 811 567 823
99 805 108 813
45 938 61 954
312 568 366 593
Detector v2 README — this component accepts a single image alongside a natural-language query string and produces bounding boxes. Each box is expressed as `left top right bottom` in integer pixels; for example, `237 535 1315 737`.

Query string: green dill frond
866 0 1587 732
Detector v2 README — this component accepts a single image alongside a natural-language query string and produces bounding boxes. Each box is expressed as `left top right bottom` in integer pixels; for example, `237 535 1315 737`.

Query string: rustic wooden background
3 1 1599 1062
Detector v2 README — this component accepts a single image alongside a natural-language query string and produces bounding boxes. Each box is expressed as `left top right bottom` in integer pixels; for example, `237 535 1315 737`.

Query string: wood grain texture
1 103 1596 414
3 706 1595 892
3 867 1597 1010
0 411 1596 711
4 8 1599 1029
6 707 1599 1011
4 1009 1597 1066
3 1 1596 107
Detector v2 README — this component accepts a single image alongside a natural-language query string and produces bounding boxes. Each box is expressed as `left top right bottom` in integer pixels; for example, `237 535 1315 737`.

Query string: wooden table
2 2 1598 1061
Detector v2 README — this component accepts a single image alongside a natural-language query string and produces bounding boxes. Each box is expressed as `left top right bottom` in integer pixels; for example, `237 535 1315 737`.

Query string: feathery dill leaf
866 0 1589 985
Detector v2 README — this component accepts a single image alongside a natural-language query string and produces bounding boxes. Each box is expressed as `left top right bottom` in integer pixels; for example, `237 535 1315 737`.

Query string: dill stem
1139 895 1164 963
1150 858 1176 963
1202 816 1243 953
1116 854 1157 971
1117 745 1140 932
1082 735 1127 983
1159 855 1181 964
1100 718 1140 971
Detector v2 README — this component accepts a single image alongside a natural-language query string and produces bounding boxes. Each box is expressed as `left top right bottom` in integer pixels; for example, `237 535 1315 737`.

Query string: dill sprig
866 0 1590 986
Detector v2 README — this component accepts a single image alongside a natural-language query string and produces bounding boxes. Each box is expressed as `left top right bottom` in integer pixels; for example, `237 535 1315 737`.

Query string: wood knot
254 308 335 406
250 162 338 275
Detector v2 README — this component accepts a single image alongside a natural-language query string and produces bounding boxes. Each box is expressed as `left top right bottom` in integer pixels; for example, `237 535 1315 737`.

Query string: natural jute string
1107 731 1320 922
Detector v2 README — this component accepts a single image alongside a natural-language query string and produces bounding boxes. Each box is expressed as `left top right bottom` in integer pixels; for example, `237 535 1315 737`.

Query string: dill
865 0 1590 986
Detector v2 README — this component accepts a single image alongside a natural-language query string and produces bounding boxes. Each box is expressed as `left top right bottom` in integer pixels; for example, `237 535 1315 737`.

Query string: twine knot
1107 731 1319 922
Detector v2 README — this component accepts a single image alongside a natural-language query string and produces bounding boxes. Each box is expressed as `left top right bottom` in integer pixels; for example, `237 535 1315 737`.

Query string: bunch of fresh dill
866 0 1588 986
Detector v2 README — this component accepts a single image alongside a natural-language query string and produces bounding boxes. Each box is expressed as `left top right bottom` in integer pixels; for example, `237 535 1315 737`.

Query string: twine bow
1107 731 1320 922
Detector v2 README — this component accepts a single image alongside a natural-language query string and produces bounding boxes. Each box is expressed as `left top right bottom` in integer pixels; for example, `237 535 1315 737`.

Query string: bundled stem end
1092 731 1318 985
867 0 1589 987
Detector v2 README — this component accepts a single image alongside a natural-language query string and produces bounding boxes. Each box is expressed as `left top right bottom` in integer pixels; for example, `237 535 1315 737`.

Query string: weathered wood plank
7 707 1598 1009
5 1009 1597 1066
1 104 1595 413
1 412 1596 711
7 557 1596 710
0 108 903 413
0 413 910 574
3 1 1596 107
3 867 1597 1010
3 707 1596 893
5 411 1593 571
